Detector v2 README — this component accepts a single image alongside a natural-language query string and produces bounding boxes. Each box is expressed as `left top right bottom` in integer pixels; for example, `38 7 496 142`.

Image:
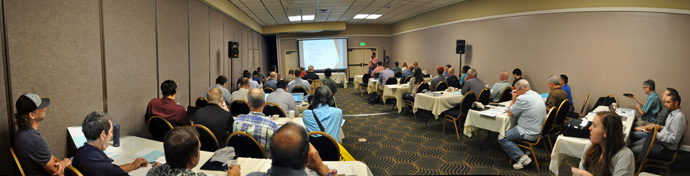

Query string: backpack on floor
368 93 381 105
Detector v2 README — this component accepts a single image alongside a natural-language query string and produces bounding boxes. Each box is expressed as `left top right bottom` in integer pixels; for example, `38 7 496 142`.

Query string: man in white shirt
266 80 297 113
631 93 686 155
288 68 311 93
231 78 250 102
206 75 233 105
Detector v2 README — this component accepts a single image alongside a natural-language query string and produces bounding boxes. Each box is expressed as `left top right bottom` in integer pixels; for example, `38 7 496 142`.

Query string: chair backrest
461 91 478 116
361 74 371 85
308 131 341 161
263 103 286 117
531 109 557 143
195 97 209 107
64 166 83 176
193 124 220 152
230 100 250 116
417 82 430 93
660 121 688 164
449 79 461 88
291 86 308 95
374 73 380 79
435 81 448 91
263 87 274 93
498 86 512 102
147 116 174 141
591 95 617 111
402 76 412 84
636 126 658 175
580 94 590 116
477 88 491 105
306 79 313 84
225 131 266 158
607 95 619 107
553 100 571 131
394 72 402 78
187 106 200 120
385 76 398 85
10 147 25 176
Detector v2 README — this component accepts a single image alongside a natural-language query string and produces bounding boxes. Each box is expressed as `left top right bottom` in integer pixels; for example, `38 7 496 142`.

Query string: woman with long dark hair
402 67 426 102
572 111 634 176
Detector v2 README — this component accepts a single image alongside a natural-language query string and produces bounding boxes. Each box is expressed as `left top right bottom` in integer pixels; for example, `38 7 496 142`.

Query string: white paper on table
479 107 507 117
327 164 356 176
129 148 165 162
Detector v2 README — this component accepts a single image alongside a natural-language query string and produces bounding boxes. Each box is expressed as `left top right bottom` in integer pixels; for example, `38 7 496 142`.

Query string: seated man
247 122 334 176
233 88 278 154
288 68 311 93
14 93 72 175
499 80 547 170
320 68 338 95
446 67 460 88
263 72 278 91
632 88 677 140
460 65 470 86
370 61 385 77
146 80 190 126
192 88 234 146
545 75 568 111
443 64 451 78
236 70 249 88
461 68 486 95
206 75 233 106
631 93 686 156
302 87 343 141
256 67 266 82
148 126 240 176
626 79 662 126
73 111 147 175
303 65 320 81
401 64 415 81
266 80 298 114
378 64 395 86
490 70 511 102
512 68 523 88
249 71 261 89
284 70 295 82
391 61 402 74
430 65 447 91
231 78 250 102
560 74 573 104
252 71 262 84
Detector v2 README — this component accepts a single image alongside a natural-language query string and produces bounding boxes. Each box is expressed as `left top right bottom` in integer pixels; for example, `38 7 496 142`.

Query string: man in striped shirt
233 88 278 156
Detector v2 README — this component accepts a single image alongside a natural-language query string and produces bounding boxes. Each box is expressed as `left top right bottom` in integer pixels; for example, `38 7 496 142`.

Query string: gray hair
547 75 560 85
310 86 335 109
515 79 531 90
643 79 655 91
468 68 478 78
82 111 112 141
500 70 509 81
207 88 222 104
247 88 265 109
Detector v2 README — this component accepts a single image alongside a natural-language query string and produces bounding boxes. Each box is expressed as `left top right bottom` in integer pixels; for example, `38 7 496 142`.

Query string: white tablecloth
366 79 379 94
412 91 464 120
549 106 636 175
463 101 515 138
106 136 218 175
353 75 363 89
237 157 373 176
317 73 348 88
383 84 411 113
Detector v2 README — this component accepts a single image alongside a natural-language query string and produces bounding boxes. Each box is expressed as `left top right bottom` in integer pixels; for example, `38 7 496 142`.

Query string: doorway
347 47 377 79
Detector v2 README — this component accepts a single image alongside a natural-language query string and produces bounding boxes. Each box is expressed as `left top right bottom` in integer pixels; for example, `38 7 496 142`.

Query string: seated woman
402 67 425 102
303 86 342 142
572 111 634 176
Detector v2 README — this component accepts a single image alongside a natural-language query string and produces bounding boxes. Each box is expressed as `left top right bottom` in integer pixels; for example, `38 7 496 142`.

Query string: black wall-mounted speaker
229 41 239 58
456 40 466 54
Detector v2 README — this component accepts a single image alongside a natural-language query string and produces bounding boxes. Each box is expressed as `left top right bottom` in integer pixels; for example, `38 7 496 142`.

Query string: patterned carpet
335 83 690 175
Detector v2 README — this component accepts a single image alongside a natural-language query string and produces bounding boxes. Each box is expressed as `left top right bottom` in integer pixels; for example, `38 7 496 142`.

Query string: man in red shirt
367 52 378 74
145 80 190 126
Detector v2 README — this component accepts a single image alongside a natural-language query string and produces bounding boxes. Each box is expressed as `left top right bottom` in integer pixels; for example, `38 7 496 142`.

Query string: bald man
447 67 460 88
401 64 416 81
490 70 512 102
303 65 320 81
264 72 278 91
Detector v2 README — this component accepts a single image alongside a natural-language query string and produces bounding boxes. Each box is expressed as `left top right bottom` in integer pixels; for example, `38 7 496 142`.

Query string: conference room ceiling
228 0 465 26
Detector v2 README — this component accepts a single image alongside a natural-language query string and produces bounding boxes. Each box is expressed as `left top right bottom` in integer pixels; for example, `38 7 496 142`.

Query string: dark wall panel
189 0 210 98
209 9 224 85
6 0 103 158
103 0 157 137
157 0 190 106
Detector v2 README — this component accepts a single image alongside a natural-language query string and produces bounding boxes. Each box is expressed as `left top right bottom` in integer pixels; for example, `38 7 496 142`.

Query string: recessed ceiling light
302 15 315 20
353 14 369 19
365 14 381 19
288 16 301 21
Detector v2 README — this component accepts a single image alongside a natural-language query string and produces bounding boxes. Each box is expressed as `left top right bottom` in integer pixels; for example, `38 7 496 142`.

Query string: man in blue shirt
207 75 233 106
263 72 278 91
401 65 415 81
14 93 72 176
626 79 662 126
460 65 471 86
233 88 278 155
73 111 147 175
560 74 573 104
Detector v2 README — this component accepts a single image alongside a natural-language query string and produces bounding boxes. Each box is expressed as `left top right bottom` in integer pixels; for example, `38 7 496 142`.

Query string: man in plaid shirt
233 88 278 155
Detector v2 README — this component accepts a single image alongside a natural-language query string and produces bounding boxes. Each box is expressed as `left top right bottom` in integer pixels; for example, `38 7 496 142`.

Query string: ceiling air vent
316 9 332 13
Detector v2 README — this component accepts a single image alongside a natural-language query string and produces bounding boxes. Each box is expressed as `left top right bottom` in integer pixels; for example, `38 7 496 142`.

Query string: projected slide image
298 38 348 70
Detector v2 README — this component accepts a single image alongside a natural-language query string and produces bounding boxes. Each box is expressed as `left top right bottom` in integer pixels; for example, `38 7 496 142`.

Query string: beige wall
0 0 267 173
391 11 690 146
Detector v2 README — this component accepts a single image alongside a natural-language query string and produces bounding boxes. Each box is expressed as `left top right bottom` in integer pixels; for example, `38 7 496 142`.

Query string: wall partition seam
208 4 211 86
98 0 108 112
154 0 160 98
187 0 191 105
2 0 15 147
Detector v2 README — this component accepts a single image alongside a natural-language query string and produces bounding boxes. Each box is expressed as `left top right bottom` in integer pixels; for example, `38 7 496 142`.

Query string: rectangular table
383 84 411 113
463 101 515 138
366 78 379 94
353 75 363 89
317 73 348 88
237 157 373 176
549 106 636 175
412 91 464 120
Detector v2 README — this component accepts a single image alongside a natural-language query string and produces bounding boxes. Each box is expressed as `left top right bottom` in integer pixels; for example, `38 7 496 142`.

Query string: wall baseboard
680 145 690 152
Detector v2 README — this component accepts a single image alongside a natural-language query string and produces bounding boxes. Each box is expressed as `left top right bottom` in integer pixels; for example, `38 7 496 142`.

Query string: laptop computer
292 93 304 104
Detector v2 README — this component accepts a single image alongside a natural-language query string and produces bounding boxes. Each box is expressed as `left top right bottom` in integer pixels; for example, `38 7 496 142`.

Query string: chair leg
442 119 446 133
453 120 460 140
529 146 540 171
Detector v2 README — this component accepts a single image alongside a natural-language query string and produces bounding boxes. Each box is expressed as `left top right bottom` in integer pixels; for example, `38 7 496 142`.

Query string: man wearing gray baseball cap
14 93 72 176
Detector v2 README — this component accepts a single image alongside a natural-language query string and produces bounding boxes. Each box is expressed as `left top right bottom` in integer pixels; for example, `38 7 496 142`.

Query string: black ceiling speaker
456 40 466 54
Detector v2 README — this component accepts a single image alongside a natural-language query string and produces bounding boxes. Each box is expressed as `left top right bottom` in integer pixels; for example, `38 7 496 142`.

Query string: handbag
562 118 591 138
